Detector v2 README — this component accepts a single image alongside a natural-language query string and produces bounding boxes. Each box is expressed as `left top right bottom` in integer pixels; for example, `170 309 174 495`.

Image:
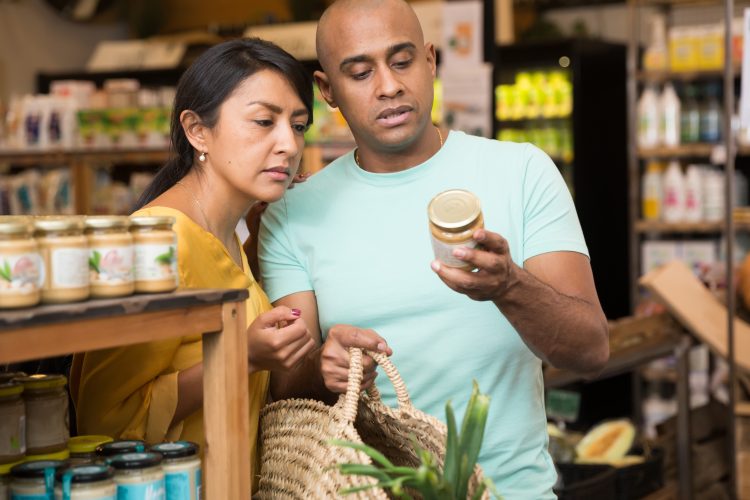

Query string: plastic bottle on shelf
703 167 725 222
699 82 722 143
681 84 701 144
643 13 669 71
638 85 661 148
663 160 686 222
660 82 681 147
642 161 664 221
684 164 704 222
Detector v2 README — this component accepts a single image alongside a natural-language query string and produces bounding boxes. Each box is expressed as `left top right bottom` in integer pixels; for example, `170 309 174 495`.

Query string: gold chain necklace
354 126 444 167
175 180 211 232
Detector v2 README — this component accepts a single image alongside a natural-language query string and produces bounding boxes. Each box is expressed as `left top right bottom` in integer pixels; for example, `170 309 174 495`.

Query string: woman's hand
247 306 316 373
320 324 392 393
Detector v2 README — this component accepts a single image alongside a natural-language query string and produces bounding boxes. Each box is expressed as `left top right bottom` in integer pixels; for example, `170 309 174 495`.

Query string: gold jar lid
0 216 33 235
69 435 114 454
129 216 176 228
34 216 85 233
85 216 131 230
14 374 67 390
0 381 23 398
428 189 482 231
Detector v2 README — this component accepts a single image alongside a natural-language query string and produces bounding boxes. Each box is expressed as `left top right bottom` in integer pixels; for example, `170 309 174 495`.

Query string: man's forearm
269 346 338 404
495 267 609 374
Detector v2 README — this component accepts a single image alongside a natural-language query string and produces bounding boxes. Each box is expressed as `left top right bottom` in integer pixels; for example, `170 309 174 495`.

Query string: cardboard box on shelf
640 260 750 372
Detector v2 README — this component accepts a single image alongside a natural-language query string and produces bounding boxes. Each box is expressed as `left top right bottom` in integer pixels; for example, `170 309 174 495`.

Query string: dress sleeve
73 339 183 442
521 143 589 262
258 198 313 303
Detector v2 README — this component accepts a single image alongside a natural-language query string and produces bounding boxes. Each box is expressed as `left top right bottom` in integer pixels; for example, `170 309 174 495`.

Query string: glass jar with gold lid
0 216 41 309
130 216 178 293
428 189 484 271
34 216 89 304
15 374 69 456
84 216 134 298
0 382 25 465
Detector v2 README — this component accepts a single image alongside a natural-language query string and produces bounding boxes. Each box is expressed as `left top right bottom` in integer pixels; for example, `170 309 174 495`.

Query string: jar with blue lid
9 459 66 500
109 452 165 500
149 442 201 500
53 464 115 500
94 440 144 458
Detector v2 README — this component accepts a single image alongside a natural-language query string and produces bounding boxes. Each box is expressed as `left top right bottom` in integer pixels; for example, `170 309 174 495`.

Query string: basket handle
341 348 411 424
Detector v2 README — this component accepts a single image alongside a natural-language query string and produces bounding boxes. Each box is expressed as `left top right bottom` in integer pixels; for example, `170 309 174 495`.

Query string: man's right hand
320 325 392 393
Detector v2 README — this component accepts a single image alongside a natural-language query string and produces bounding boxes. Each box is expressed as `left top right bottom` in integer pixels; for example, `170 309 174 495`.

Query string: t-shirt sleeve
522 143 589 261
258 197 313 302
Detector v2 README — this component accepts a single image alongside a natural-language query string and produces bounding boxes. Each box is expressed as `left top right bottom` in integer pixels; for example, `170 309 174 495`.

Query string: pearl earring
199 152 206 162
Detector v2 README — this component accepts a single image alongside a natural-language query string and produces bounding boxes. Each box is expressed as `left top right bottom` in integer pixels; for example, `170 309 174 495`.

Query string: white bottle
662 161 686 222
643 13 669 71
684 164 703 222
660 83 681 147
638 85 661 148
642 161 663 220
703 167 725 222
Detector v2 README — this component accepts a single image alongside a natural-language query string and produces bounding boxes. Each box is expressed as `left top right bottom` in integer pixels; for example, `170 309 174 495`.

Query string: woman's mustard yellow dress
70 206 270 483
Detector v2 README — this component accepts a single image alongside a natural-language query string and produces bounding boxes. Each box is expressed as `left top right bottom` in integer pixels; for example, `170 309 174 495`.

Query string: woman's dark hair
135 38 313 208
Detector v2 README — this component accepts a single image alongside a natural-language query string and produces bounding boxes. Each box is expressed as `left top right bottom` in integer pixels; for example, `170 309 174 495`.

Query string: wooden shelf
0 288 251 499
736 402 750 417
0 148 170 166
637 144 718 159
635 220 724 234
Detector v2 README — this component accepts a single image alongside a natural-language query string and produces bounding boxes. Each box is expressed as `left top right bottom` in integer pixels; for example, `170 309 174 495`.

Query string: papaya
574 419 636 462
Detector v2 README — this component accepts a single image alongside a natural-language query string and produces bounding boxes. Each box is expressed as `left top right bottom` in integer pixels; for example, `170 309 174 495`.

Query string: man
258 0 609 496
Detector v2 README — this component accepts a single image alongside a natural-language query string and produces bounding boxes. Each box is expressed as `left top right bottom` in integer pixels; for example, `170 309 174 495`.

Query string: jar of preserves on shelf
95 440 145 459
16 375 69 456
54 464 116 500
34 216 90 304
0 382 25 465
109 452 165 499
10 460 66 500
150 442 201 500
68 436 113 466
428 189 485 271
129 216 178 293
0 459 23 500
84 216 134 298
0 217 42 309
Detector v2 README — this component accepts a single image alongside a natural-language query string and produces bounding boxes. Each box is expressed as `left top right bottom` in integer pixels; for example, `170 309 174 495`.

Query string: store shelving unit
0 289 252 499
627 0 743 496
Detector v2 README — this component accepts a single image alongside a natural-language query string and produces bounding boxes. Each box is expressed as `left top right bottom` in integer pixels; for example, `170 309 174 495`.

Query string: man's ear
425 42 437 79
180 110 209 153
314 70 338 109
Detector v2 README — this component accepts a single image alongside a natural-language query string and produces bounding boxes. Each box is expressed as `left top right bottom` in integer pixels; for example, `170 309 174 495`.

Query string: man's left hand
430 229 519 302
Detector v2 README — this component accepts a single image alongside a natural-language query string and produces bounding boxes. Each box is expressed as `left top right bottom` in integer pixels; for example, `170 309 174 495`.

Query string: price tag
545 389 581 423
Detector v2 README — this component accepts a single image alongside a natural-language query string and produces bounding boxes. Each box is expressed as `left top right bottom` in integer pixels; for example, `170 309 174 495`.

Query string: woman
70 38 317 483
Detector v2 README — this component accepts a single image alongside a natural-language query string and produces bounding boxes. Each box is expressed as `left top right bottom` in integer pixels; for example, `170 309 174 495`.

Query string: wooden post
202 301 250 499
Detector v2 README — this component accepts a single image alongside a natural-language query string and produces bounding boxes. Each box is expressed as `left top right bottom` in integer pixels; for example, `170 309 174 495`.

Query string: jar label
8 492 47 500
25 396 68 451
165 470 198 500
0 252 43 294
0 402 25 456
89 246 134 285
430 237 479 268
134 243 178 283
116 478 165 500
51 247 89 288
196 468 201 500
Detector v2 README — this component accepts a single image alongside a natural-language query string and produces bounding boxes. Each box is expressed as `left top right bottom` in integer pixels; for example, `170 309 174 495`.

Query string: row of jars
0 215 178 309
1 438 201 500
0 374 70 466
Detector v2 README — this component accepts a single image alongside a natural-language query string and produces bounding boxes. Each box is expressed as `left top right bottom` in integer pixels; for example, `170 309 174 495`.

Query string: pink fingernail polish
291 308 301 317
431 261 440 272
453 248 467 258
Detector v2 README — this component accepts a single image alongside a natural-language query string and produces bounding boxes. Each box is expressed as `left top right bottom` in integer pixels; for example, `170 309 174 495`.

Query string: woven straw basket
256 348 488 499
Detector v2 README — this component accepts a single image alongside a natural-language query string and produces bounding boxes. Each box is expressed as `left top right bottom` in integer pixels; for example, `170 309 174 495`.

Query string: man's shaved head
316 0 424 72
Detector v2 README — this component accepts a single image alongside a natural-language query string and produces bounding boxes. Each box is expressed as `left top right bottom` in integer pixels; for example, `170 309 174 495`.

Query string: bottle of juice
642 161 664 220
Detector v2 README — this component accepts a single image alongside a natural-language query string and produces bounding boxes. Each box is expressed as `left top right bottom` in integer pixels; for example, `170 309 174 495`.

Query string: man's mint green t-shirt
259 131 588 498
